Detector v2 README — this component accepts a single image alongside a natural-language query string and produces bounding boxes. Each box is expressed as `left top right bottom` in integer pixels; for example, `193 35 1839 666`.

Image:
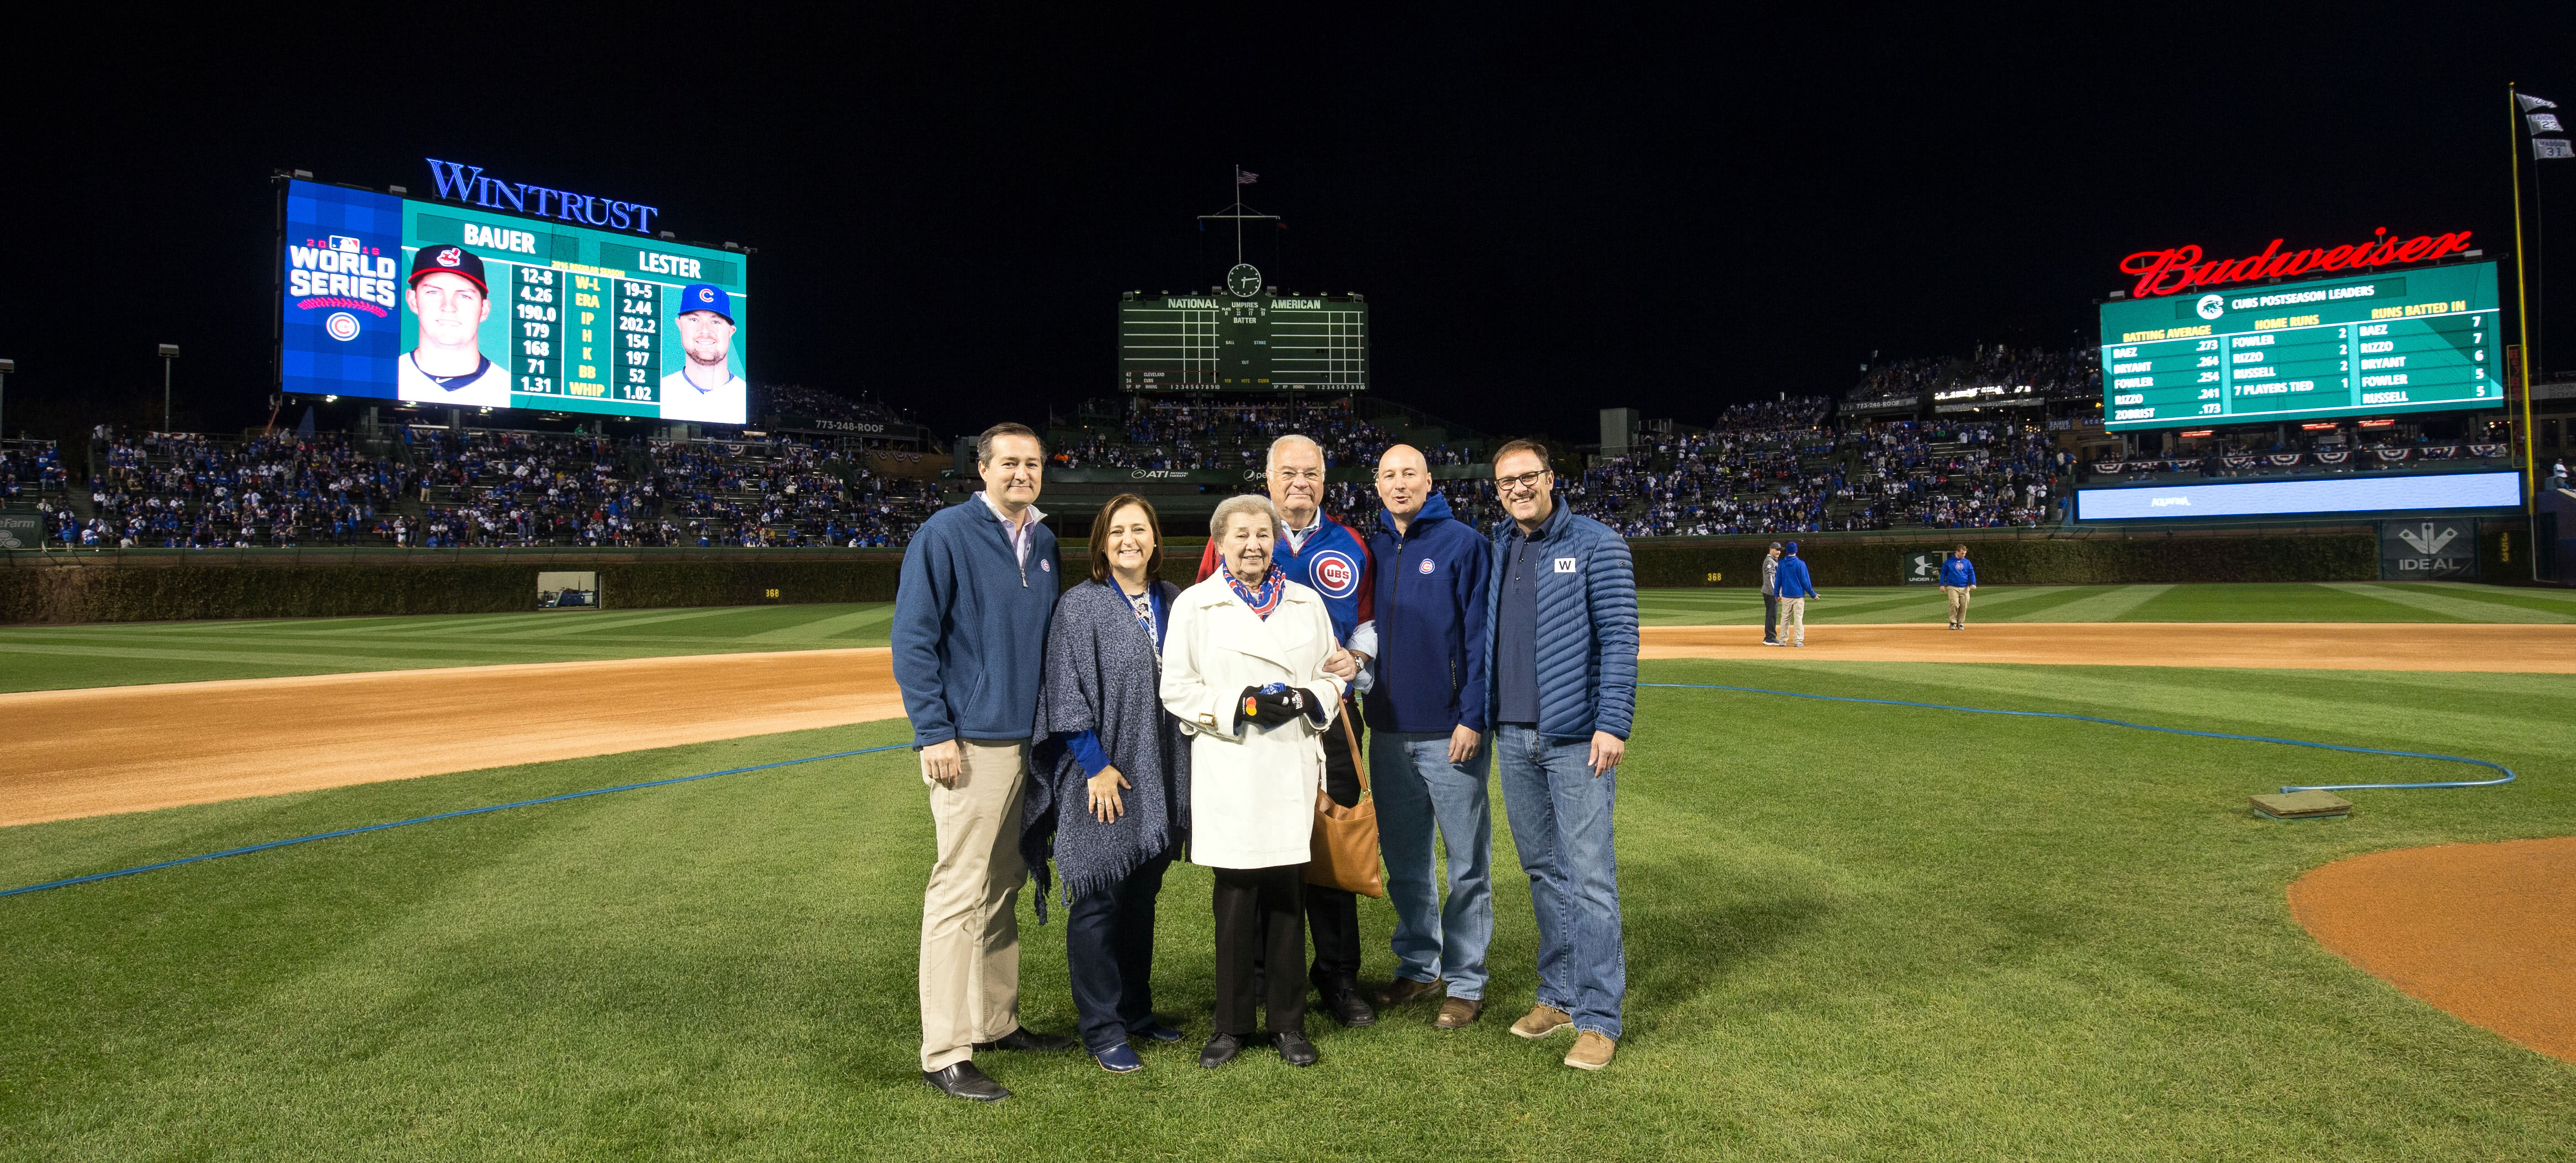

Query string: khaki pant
1943 585 1971 625
1779 597 1806 645
920 737 1029 1071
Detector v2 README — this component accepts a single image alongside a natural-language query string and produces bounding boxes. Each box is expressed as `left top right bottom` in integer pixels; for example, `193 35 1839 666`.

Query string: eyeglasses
1494 469 1550 494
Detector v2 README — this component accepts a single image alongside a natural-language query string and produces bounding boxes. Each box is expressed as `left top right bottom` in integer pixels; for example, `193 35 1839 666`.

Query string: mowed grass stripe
742 606 898 642
2320 583 2576 625
2021 584 2175 623
498 607 764 640
0 641 443 671
2377 583 2576 620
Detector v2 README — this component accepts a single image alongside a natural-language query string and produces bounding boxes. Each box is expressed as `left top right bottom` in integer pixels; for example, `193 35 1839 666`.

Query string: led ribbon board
2097 262 2499 432
278 179 749 422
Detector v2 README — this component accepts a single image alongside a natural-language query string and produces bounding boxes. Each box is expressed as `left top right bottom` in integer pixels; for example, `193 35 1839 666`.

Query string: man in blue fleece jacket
1363 444 1494 1028
1774 540 1818 647
1939 544 1976 629
893 422 1077 1102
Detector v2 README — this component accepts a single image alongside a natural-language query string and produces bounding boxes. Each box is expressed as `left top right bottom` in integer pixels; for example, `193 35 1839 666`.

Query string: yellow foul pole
2511 83 2538 581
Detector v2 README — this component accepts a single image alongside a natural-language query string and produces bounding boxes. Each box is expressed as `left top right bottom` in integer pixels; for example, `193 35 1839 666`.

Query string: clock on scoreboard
1119 265 1369 392
2097 261 2501 431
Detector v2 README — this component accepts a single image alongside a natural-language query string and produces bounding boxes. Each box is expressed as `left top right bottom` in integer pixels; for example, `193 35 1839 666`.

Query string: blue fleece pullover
1774 555 1817 599
1940 556 1976 587
891 496 1061 746
1364 491 1492 734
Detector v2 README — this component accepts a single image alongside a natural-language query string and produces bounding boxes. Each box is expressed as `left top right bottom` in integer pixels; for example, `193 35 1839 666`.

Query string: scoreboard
278 178 750 423
1120 288 1368 392
2098 261 2500 431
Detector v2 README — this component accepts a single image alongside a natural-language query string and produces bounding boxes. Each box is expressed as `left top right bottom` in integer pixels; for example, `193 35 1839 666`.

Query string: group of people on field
1756 540 1980 646
891 424 1639 1101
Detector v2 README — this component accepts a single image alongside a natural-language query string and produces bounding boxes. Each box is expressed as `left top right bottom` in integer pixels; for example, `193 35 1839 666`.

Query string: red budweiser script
2119 228 2474 299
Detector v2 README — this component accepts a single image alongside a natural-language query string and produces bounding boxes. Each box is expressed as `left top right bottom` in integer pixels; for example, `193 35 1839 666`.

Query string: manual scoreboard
1120 278 1367 392
2098 261 2500 431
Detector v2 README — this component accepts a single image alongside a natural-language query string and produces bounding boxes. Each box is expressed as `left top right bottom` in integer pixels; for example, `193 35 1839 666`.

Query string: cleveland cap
676 283 734 323
407 245 489 295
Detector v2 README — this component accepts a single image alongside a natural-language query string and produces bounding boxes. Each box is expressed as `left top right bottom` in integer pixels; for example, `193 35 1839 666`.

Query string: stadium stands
86 429 415 548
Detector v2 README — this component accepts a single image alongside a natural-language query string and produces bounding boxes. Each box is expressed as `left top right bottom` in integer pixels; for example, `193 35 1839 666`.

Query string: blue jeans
1495 724 1626 1040
1370 730 1495 1000
1065 854 1170 1054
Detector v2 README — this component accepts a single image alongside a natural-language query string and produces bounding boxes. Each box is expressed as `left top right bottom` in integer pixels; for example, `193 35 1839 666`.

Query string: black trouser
1067 853 1170 1054
1763 593 1780 642
1255 706 1365 991
1213 863 1308 1036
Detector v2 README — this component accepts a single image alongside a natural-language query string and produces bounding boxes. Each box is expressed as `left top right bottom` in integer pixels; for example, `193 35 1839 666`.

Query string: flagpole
2512 83 2540 581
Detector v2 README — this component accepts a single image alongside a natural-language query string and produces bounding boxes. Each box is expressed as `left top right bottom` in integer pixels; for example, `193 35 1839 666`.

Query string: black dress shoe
974 1028 1078 1053
1321 984 1376 1028
1270 1030 1319 1067
922 1062 1011 1102
1199 1033 1245 1069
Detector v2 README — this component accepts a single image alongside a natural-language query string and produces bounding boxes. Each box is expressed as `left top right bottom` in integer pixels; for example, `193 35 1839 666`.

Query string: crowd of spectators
1052 400 1487 471
1571 416 2064 536
1849 344 2099 403
1 443 68 505
80 429 414 548
1716 396 1831 429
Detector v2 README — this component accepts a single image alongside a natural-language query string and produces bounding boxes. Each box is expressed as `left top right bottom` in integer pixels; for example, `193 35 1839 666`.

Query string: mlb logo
328 235 362 253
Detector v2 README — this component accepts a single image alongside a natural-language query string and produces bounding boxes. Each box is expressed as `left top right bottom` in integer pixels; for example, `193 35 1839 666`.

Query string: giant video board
278 179 749 423
2098 261 2500 432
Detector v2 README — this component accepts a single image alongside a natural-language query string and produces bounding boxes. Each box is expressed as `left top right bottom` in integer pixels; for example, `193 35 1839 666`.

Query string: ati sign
1902 552 1942 585
2379 519 2478 581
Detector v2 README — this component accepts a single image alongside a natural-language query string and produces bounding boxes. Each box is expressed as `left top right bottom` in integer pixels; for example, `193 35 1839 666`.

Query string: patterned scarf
1224 565 1285 620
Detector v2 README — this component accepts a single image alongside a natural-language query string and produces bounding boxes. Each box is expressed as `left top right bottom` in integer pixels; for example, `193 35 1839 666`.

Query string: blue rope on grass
2 743 913 900
1640 683 2516 794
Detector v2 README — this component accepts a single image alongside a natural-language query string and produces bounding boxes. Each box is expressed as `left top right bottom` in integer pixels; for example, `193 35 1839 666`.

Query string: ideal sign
2379 519 2478 581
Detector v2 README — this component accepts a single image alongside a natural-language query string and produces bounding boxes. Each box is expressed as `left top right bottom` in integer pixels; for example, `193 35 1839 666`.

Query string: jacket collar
1503 497 1572 544
1194 573 1314 670
1380 490 1453 534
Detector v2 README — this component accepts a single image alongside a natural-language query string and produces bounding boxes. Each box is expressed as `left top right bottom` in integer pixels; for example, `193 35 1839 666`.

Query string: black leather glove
1235 686 1310 732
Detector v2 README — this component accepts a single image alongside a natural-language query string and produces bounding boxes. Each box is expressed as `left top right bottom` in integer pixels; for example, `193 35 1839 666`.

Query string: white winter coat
1159 573 1346 870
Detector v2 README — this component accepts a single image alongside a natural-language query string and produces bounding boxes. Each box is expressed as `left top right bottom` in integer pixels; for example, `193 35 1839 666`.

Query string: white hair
1209 492 1282 539
1265 434 1323 477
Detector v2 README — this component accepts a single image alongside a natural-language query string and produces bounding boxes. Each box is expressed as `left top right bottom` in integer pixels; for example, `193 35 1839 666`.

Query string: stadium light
157 344 180 432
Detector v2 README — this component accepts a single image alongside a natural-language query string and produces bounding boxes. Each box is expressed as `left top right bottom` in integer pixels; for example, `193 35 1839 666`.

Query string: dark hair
1088 493 1164 585
1491 438 1551 472
976 422 1043 467
1953 544 1969 555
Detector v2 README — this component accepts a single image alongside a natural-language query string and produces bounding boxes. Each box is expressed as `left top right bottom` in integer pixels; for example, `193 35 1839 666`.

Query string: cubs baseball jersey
658 368 748 422
1197 512 1375 646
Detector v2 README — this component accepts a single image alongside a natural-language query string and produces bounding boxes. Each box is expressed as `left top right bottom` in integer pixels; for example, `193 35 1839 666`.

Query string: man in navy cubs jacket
1195 433 1375 1027
1362 444 1495 1030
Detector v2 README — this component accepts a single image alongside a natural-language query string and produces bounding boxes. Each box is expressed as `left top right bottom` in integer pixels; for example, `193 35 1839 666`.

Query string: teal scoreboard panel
1119 293 1369 392
2097 261 2500 432
279 179 749 422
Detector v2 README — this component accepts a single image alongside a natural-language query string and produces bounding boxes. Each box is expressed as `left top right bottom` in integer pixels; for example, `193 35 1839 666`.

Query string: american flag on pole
1237 171 1259 184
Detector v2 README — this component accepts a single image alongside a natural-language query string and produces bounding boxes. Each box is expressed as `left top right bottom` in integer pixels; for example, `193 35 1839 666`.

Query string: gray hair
1209 492 1282 539
1265 434 1323 477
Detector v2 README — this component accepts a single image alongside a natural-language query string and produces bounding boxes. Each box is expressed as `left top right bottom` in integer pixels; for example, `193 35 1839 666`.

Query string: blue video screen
2076 471 2522 521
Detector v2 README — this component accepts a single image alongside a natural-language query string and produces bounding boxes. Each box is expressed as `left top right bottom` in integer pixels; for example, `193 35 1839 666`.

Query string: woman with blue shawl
1025 493 1190 1073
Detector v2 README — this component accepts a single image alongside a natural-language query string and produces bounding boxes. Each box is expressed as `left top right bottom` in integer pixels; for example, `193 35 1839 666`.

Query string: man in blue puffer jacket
1481 438 1637 1071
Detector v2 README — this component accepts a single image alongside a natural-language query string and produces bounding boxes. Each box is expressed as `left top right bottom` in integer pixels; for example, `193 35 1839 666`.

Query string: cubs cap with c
407 245 489 295
676 283 734 323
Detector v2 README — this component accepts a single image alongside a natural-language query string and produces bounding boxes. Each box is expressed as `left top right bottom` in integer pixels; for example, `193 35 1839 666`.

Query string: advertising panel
2076 471 2521 521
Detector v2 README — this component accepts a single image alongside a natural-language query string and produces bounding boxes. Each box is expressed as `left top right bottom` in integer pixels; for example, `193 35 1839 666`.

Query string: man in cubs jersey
659 283 748 424
1195 433 1380 1028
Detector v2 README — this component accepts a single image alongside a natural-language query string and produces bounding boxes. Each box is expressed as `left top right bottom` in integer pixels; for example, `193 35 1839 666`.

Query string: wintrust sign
2119 228 2474 299
423 158 661 235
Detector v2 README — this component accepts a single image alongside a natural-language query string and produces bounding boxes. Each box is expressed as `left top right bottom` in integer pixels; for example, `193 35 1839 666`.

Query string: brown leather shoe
1434 997 1482 1029
1564 1029 1616 1070
1509 1004 1573 1039
1376 977 1441 1008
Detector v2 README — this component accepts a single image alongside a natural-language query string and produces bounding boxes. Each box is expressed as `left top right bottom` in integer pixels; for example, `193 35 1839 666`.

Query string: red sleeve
1336 516 1375 623
1195 537 1219 583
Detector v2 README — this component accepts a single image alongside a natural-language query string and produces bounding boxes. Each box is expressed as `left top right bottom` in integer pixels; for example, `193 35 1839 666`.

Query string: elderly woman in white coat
1161 492 1353 1070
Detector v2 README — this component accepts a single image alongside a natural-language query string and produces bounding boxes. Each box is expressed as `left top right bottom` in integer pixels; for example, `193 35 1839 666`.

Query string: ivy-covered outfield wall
0 525 2472 624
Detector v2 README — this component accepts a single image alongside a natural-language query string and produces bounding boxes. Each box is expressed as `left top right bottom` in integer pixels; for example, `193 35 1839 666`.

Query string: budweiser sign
2119 228 2475 299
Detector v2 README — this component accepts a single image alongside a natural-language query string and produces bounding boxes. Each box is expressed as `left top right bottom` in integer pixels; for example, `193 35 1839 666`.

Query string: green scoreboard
2098 261 2501 431
1119 267 1367 392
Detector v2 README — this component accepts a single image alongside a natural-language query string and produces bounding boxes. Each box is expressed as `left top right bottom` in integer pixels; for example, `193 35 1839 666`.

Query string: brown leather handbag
1305 700 1384 898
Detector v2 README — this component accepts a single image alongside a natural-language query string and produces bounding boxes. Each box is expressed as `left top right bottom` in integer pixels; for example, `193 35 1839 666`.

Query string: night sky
8 8 2574 445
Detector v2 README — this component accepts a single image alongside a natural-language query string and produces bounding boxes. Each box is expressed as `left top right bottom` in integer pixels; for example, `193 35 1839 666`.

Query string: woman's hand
1087 766 1131 823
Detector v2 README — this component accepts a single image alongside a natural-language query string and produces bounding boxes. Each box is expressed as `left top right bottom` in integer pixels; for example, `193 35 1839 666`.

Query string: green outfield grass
1 582 2569 695
1640 581 2576 628
3 658 2570 1160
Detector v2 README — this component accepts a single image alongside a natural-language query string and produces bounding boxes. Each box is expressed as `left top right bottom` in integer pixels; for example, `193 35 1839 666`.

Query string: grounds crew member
893 422 1079 1102
659 283 748 424
1775 540 1817 647
1761 541 1784 646
396 245 510 408
1484 438 1637 1070
1364 444 1495 1029
1940 544 1976 630
1193 434 1373 1028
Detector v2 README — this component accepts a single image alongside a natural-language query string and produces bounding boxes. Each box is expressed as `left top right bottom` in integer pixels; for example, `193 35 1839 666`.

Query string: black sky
7 7 2575 444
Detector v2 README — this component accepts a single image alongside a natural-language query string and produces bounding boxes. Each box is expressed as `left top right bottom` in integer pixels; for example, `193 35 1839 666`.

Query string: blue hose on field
1639 683 2516 794
1 743 912 900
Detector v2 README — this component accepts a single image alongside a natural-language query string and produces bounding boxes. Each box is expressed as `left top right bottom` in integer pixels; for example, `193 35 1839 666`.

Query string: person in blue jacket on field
1363 444 1494 1029
1939 544 1976 630
1774 541 1818 647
